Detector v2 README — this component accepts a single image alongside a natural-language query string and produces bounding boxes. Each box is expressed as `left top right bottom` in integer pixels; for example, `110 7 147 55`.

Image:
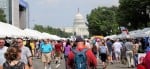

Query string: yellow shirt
30 42 35 50
23 41 26 46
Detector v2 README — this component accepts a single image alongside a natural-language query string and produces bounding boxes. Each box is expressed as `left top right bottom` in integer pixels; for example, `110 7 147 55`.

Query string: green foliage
87 0 150 36
33 24 72 38
0 8 6 22
87 7 119 36
118 0 150 30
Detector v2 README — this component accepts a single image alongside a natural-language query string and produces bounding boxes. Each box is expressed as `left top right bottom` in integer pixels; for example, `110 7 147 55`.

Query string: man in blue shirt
106 38 113 64
41 39 53 69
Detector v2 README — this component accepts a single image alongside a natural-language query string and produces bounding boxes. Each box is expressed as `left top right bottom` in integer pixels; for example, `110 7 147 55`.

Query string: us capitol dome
73 9 89 37
61 9 89 38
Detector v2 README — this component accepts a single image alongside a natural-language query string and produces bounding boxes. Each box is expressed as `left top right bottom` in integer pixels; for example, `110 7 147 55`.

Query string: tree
0 8 6 22
87 7 119 36
33 24 45 32
117 0 150 30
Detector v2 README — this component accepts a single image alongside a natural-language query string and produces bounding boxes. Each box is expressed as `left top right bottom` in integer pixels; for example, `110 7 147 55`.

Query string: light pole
146 6 150 19
128 22 131 26
128 22 131 29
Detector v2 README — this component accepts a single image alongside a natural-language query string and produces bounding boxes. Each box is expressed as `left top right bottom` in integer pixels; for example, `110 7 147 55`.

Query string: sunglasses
0 42 4 43
17 41 22 43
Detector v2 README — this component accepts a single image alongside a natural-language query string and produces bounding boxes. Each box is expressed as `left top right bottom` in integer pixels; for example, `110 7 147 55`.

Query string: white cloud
26 0 119 28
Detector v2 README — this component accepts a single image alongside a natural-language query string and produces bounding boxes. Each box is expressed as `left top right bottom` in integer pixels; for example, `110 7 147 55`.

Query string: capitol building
61 10 89 37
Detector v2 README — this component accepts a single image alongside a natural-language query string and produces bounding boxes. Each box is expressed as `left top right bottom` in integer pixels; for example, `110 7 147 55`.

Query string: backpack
72 48 88 69
3 61 25 69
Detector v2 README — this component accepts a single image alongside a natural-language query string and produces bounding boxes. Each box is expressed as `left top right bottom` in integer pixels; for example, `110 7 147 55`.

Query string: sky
25 0 119 28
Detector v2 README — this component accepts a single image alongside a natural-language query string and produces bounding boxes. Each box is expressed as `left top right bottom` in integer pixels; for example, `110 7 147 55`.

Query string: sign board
138 53 146 64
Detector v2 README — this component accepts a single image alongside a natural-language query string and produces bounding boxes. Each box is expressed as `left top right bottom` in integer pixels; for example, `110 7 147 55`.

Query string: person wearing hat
67 36 97 69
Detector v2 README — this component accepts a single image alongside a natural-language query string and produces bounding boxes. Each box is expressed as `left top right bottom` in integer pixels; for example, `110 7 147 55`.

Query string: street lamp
110 29 112 33
146 6 150 19
127 22 131 31
128 22 131 26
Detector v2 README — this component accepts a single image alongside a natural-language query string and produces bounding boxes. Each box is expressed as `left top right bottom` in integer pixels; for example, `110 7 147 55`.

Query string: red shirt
143 51 150 69
67 47 97 68
55 43 62 52
137 64 145 69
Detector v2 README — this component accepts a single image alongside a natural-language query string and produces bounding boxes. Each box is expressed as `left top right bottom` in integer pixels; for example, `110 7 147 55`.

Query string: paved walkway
33 58 135 69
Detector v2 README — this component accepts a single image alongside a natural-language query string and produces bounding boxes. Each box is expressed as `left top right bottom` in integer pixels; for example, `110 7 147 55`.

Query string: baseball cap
75 36 84 42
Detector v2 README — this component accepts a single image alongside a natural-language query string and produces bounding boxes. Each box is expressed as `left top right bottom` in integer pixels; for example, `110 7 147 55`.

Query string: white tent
23 29 42 39
41 32 61 40
104 35 117 40
23 29 61 40
50 35 61 40
0 22 25 38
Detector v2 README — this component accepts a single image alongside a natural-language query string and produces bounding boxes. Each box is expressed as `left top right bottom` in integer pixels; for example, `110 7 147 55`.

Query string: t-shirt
0 46 8 65
113 42 122 52
23 41 26 46
41 44 53 53
64 45 71 56
125 42 133 51
3 61 25 69
99 46 107 54
133 44 139 54
30 42 35 50
55 43 62 52
36 42 39 49
20 46 32 64
106 41 113 52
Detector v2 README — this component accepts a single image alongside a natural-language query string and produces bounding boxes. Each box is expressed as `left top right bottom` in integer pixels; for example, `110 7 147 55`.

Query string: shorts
41 53 51 62
100 53 107 62
115 51 121 58
55 51 61 57
108 51 112 56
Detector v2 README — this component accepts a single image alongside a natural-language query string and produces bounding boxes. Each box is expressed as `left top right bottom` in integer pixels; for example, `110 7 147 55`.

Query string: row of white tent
0 22 62 40
105 28 150 39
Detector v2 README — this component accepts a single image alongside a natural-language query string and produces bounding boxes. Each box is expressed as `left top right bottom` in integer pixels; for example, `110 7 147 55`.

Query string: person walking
41 39 53 69
64 40 72 69
0 39 8 69
92 44 97 57
55 40 63 64
112 39 122 63
133 39 139 66
124 39 134 68
106 38 113 64
17 38 33 69
99 41 109 69
3 46 25 69
67 36 97 69
143 51 150 69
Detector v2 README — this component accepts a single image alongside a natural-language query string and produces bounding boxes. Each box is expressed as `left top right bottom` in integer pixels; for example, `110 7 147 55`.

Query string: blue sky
25 0 119 28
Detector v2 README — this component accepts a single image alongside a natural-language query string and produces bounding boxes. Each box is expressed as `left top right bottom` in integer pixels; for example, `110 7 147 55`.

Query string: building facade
62 9 89 38
73 10 89 37
0 0 28 29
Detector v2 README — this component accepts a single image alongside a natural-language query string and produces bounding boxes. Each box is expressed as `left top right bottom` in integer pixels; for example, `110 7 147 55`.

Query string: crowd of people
0 38 33 69
0 36 150 69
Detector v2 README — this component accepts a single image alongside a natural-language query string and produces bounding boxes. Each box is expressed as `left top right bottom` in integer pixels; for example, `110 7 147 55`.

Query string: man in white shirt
112 39 122 63
17 38 33 69
0 39 8 69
